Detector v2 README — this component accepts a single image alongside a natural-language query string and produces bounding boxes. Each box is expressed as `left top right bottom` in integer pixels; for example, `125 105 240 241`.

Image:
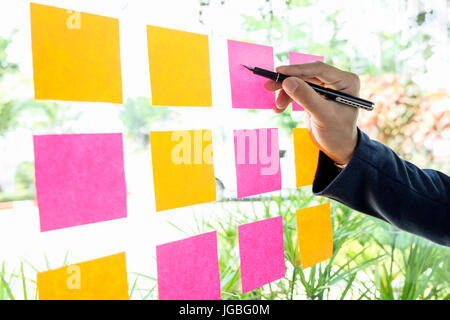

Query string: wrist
339 127 358 165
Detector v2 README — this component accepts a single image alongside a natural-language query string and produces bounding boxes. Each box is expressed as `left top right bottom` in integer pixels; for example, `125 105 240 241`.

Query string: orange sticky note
150 130 216 211
296 204 333 269
30 3 123 103
293 128 320 187
147 25 212 107
37 252 129 300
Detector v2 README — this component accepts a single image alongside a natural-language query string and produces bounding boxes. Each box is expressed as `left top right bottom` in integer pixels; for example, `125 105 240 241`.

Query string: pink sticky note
227 40 275 109
33 133 127 232
238 216 285 293
234 128 281 198
289 52 324 111
156 231 221 300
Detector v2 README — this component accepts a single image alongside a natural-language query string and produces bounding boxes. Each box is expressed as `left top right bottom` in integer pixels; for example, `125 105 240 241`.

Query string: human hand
265 61 360 165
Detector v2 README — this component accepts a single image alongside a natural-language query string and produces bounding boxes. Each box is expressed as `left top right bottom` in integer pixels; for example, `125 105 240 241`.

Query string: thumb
282 77 329 119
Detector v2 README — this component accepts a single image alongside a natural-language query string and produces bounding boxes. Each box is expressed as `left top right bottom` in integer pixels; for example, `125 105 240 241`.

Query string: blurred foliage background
0 0 449 300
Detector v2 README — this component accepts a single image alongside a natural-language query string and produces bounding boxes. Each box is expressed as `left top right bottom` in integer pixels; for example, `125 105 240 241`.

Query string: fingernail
283 78 298 93
276 103 283 110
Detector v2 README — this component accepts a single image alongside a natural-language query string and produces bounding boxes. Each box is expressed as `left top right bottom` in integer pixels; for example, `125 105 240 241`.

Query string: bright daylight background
0 0 449 300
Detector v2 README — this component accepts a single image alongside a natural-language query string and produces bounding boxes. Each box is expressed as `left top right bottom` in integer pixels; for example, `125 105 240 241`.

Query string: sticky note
33 133 127 232
296 203 333 269
30 3 123 103
156 231 221 300
227 40 275 109
37 252 129 300
289 52 324 111
147 25 212 106
150 130 216 211
238 216 285 293
234 128 281 198
293 128 319 187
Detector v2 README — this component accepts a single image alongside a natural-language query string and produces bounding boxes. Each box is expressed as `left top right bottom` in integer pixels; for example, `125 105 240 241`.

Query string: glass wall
0 0 448 300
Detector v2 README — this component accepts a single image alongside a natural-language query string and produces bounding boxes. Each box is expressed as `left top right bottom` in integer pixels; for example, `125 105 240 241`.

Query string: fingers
277 61 327 77
266 80 291 114
282 77 330 121
275 89 292 112
276 61 360 95
264 80 281 91
276 61 339 80
303 77 325 86
265 78 323 91
272 104 285 114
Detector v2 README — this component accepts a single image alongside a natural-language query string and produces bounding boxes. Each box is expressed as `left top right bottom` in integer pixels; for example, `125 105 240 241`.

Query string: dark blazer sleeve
312 128 450 247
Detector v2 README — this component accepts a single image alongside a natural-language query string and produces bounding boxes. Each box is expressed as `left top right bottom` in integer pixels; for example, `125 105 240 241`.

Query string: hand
265 61 360 165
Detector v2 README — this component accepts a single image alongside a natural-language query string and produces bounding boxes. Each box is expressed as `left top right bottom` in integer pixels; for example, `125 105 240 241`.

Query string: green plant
129 273 157 300
0 101 20 136
161 189 387 300
370 226 450 300
0 31 18 78
0 262 15 300
0 260 37 300
14 161 35 193
158 187 449 300
18 100 81 132
0 32 19 136
289 203 384 300
119 97 174 149
0 190 35 203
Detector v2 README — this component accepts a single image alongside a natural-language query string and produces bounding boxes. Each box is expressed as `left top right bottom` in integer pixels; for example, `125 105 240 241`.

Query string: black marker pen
242 65 374 111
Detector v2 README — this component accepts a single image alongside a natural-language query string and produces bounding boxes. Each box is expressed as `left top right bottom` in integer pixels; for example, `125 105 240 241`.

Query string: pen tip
241 64 254 71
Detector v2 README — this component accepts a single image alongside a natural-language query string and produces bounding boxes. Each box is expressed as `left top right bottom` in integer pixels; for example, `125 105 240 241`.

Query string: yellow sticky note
30 3 123 103
293 128 320 187
37 252 129 300
147 26 212 107
296 204 333 269
150 130 216 211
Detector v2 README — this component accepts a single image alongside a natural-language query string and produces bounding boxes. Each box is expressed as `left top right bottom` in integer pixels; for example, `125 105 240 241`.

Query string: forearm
312 128 450 247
